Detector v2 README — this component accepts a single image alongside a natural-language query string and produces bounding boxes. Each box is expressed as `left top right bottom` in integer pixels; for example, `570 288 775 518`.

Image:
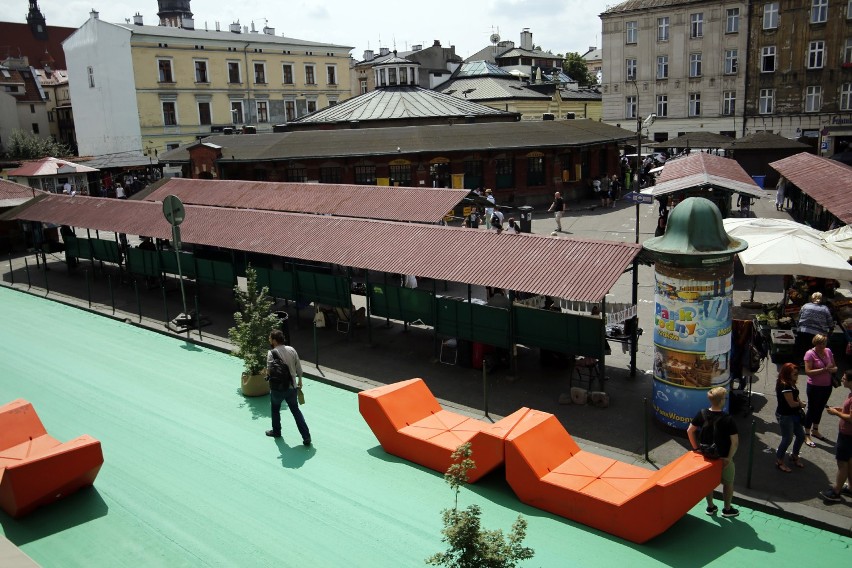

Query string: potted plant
228 266 282 397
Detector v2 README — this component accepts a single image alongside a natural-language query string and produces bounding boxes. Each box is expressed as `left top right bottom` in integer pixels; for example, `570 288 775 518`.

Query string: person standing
484 189 496 225
796 292 833 361
548 191 565 232
821 370 852 501
265 330 311 446
803 333 837 447
774 363 807 472
506 217 521 234
610 174 622 206
775 176 787 211
115 183 127 199
687 387 739 517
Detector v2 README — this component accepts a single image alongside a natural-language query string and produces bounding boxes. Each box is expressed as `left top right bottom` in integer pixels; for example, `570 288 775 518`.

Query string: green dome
643 197 747 258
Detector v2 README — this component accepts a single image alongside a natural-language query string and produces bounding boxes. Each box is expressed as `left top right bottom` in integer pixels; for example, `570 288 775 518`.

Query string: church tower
26 0 48 40
157 0 193 28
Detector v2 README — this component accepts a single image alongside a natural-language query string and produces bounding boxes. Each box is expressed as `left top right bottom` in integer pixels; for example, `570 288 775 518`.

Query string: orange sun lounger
359 379 529 482
0 399 104 518
503 409 722 544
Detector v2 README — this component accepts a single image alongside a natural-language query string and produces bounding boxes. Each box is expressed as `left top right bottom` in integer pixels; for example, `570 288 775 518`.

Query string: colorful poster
652 260 734 429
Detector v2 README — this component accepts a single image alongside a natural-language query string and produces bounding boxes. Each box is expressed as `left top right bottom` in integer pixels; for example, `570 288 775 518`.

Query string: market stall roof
650 132 733 149
6 156 98 177
137 178 469 224
723 217 852 281
0 179 43 208
76 153 158 170
722 131 812 152
642 152 764 199
2 195 641 302
770 152 852 225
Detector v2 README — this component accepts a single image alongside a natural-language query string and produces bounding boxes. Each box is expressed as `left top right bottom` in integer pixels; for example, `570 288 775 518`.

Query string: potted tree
228 266 282 397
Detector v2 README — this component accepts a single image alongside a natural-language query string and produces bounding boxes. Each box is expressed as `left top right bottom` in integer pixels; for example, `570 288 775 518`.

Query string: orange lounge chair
359 379 529 482
504 409 722 544
0 399 104 518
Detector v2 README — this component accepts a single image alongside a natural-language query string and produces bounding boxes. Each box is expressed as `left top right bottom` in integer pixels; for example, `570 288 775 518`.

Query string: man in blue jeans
266 330 311 446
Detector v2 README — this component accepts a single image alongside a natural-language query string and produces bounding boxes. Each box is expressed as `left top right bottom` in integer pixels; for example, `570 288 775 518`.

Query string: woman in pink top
820 371 852 502
803 334 837 447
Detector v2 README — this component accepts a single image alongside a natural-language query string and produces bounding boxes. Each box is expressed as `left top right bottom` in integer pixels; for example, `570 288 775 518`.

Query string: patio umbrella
722 218 852 281
821 224 852 261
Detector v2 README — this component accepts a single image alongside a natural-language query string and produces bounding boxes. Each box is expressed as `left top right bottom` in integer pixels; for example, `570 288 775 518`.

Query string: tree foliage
227 266 281 375
562 52 596 86
3 129 71 160
426 443 534 568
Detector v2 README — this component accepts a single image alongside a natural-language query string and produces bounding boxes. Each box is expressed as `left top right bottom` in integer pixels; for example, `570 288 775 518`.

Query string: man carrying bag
266 330 311 446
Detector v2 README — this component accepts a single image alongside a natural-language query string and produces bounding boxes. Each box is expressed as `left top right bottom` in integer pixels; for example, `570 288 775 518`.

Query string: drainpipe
741 2 753 137
243 42 251 126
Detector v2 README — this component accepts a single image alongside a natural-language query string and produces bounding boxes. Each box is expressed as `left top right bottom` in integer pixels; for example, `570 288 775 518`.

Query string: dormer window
399 67 407 84
388 68 397 85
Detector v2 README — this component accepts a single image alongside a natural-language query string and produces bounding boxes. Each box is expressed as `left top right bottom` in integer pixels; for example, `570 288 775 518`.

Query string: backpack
268 349 293 390
696 409 724 459
491 214 501 228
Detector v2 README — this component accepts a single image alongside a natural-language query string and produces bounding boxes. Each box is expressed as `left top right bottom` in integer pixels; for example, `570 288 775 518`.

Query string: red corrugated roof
142 178 469 224
0 179 42 207
651 152 763 198
7 157 98 177
5 196 641 302
770 152 852 224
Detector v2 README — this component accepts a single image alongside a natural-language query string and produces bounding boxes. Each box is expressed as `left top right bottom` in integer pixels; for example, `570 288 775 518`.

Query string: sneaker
842 484 852 497
265 430 281 438
721 507 739 518
705 504 718 515
820 488 842 503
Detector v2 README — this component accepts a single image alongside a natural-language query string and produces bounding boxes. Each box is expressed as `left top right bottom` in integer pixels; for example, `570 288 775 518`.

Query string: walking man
687 387 739 517
266 330 311 446
548 191 565 232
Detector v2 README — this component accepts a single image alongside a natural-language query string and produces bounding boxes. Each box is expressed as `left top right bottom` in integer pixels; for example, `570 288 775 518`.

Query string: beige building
63 5 353 158
600 0 748 143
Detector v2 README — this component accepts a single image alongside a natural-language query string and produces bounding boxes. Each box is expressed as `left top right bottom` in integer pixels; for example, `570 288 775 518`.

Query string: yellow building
64 8 353 158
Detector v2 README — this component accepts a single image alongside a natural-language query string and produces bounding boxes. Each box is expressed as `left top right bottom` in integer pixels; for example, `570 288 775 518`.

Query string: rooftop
770 152 852 224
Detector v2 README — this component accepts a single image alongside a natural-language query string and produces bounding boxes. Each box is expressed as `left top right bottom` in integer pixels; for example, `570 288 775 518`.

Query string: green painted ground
0 286 849 567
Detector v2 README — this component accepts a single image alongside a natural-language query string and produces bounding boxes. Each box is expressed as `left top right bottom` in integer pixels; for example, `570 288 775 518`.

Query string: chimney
183 17 195 30
363 49 374 61
250 21 257 33
89 9 99 20
589 46 596 53
215 21 220 31
133 13 143 25
433 40 441 47
520 28 533 50
379 47 389 56
229 21 241 33
411 44 422 51
243 25 248 33
263 25 275 35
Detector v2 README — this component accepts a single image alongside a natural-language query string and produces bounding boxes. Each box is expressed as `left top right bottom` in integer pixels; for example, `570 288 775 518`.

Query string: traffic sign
624 191 654 204
162 194 186 226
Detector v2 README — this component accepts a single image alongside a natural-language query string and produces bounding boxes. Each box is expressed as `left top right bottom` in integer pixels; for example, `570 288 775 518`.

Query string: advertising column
643 197 747 430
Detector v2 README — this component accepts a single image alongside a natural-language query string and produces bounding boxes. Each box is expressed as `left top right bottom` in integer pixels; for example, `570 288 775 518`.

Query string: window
31 123 39 134
626 59 637 81
162 101 177 126
307 99 317 113
656 95 668 117
48 110 54 122
849 0 852 18
194 60 208 83
722 91 736 115
230 101 244 124
657 17 669 41
688 93 701 116
285 100 295 121
724 49 738 74
354 165 376 185
807 41 825 69
254 63 266 84
227 61 241 83
811 0 828 23
360 79 368 94
327 66 336 85
388 67 397 85
841 83 852 110
87 66 95 88
198 102 211 125
656 55 669 79
389 164 412 186
157 59 173 83
761 46 776 72
256 101 268 122
690 13 703 38
30 104 35 113
805 85 822 112
305 65 315 84
399 67 407 85
726 8 740 33
527 157 545 186
846 39 852 64
626 21 638 44
320 166 342 184
282 64 294 84
626 95 637 119
759 89 774 114
689 53 702 77
763 3 779 29
286 167 307 182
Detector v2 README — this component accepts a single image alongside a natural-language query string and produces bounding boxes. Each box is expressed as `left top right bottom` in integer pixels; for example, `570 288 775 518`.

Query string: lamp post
629 81 641 377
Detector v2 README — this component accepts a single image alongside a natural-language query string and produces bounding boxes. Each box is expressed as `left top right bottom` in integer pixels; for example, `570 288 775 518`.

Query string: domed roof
643 197 747 257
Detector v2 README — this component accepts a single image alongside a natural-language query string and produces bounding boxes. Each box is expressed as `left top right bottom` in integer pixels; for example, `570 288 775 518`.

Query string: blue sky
30 0 604 59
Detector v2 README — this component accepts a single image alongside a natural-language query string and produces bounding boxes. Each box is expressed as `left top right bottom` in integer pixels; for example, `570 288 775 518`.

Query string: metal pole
365 270 373 346
42 255 49 294
7 254 12 286
195 294 202 340
313 318 320 372
108 274 115 314
644 397 650 462
24 257 30 289
630 82 642 379
746 419 757 489
482 359 489 418
85 269 91 308
135 279 142 322
162 282 169 327
172 225 189 338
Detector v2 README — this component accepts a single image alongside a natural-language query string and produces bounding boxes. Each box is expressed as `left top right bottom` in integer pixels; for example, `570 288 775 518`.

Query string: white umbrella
723 218 852 281
821 225 852 261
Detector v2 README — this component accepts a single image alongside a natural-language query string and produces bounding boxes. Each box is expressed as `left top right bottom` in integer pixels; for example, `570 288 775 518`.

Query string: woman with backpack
774 362 807 472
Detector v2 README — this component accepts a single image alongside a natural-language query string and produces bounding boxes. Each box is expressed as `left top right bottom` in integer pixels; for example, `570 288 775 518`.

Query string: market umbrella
821 225 852 262
722 218 852 281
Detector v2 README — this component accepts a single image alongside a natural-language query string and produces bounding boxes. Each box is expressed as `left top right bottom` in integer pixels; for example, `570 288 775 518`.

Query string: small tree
427 443 534 568
228 266 281 376
4 129 72 160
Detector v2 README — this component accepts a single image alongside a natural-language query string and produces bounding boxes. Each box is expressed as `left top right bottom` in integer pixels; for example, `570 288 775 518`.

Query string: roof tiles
770 153 852 224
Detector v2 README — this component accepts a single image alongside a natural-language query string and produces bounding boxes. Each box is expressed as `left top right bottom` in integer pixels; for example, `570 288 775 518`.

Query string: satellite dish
490 33 501 44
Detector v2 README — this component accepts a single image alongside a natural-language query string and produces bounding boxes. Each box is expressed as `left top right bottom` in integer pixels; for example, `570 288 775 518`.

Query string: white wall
63 17 140 157
0 93 20 152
